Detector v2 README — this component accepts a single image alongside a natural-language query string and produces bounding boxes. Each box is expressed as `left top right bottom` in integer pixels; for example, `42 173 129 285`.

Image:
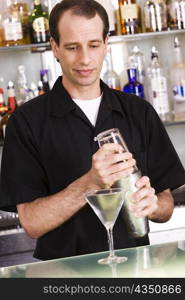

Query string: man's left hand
130 176 158 218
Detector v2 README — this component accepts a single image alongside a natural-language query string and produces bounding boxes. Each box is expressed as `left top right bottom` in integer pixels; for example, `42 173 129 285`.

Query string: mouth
74 69 94 76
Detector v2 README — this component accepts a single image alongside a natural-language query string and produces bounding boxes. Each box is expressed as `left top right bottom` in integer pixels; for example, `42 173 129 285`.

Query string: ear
50 37 60 60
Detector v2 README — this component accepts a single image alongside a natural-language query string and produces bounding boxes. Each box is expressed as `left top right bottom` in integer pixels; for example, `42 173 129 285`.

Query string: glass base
98 255 128 265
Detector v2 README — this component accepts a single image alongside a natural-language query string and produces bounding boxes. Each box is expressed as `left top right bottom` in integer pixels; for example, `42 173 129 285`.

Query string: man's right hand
88 143 136 188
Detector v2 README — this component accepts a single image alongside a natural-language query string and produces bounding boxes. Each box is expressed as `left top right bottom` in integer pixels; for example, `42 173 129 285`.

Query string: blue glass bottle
123 68 145 99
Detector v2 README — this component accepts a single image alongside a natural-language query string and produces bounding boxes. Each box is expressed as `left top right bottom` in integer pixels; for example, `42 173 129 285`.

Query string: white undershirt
72 95 102 126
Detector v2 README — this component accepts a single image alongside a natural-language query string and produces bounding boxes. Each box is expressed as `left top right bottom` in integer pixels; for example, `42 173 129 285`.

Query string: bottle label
120 4 138 19
151 77 169 114
34 0 41 5
8 89 15 98
33 17 49 33
0 94 4 105
4 22 23 41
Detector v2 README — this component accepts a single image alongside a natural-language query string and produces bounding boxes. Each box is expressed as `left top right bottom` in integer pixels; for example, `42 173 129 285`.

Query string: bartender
0 0 185 260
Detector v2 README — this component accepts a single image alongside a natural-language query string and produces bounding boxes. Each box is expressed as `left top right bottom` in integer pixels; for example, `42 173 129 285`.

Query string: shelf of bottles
1 28 185 53
1 0 185 132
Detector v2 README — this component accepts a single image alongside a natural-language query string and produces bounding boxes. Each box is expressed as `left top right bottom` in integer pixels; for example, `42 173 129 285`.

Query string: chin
76 77 98 87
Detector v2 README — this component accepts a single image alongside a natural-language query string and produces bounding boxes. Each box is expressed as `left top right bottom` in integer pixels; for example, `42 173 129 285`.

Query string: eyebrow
63 39 103 47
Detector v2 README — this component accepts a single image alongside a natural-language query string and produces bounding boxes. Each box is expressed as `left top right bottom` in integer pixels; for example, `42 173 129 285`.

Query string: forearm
148 189 174 223
17 172 99 239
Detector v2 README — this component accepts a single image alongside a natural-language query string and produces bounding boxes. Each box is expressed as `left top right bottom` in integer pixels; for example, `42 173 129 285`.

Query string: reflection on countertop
0 240 185 278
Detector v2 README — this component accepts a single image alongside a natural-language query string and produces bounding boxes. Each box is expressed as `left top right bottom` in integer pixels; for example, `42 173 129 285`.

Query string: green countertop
1 240 185 278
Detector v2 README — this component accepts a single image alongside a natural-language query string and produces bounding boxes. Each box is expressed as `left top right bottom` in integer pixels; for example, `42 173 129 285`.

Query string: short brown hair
49 0 109 45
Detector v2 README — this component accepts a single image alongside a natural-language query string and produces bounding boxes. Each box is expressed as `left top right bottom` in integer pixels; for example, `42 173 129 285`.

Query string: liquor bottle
0 77 6 101
0 81 17 139
0 13 4 46
123 68 145 99
170 37 185 121
118 0 141 35
167 0 185 30
2 1 24 46
30 0 50 43
7 81 17 114
30 82 39 98
12 0 31 44
0 88 8 117
38 80 45 95
147 46 170 122
96 0 116 36
17 65 29 106
40 69 50 93
128 45 146 84
103 47 121 90
143 0 167 32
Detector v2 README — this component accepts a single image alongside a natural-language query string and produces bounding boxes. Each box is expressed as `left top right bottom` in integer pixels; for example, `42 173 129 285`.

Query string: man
0 0 185 261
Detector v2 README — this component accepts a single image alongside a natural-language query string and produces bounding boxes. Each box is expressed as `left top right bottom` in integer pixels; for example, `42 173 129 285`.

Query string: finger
100 143 124 154
93 152 133 170
132 187 155 203
106 167 135 184
98 166 135 187
106 159 136 175
131 195 158 217
136 176 151 188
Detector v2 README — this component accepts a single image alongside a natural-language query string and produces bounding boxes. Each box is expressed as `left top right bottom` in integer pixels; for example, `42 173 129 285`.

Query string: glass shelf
0 29 185 52
164 120 185 127
109 29 185 44
0 42 51 52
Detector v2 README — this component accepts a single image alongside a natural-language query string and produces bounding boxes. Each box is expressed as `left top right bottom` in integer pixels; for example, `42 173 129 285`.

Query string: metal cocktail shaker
95 128 149 238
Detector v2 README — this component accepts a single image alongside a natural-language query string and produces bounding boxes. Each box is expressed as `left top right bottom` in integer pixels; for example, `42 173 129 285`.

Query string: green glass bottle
30 0 49 43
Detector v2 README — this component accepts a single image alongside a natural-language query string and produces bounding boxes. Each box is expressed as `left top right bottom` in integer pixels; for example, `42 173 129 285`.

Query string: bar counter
0 240 185 278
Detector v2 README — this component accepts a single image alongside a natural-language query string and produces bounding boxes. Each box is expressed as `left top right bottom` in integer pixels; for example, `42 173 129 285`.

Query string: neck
62 77 101 100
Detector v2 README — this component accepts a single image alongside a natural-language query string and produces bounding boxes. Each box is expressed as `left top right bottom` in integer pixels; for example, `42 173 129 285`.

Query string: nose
79 47 91 65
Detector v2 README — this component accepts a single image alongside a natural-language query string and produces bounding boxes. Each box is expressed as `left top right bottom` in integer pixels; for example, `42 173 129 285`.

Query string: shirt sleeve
146 105 185 193
0 110 49 212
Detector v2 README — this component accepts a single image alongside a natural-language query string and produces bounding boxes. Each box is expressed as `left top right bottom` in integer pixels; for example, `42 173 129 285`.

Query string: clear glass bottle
167 0 185 30
128 45 146 85
103 47 121 90
123 68 145 99
118 0 141 35
170 37 185 121
2 0 24 46
143 0 167 32
15 0 31 44
30 0 50 43
17 65 29 106
147 46 171 122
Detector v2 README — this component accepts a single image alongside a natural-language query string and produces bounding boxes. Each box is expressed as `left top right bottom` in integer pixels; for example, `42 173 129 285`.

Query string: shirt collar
49 76 124 118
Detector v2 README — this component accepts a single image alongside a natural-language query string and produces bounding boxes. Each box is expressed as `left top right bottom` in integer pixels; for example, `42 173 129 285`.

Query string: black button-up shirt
0 77 185 260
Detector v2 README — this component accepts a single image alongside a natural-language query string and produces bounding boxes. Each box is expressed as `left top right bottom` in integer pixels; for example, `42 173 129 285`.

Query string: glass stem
107 227 115 258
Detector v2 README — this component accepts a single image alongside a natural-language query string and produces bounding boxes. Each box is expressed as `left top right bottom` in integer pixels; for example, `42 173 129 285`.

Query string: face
51 10 108 93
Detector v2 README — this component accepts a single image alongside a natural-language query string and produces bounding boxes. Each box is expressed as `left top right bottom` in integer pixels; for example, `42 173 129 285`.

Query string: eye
90 44 100 48
66 46 77 51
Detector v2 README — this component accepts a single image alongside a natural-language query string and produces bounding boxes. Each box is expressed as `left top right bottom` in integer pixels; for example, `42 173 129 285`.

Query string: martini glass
85 188 128 264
